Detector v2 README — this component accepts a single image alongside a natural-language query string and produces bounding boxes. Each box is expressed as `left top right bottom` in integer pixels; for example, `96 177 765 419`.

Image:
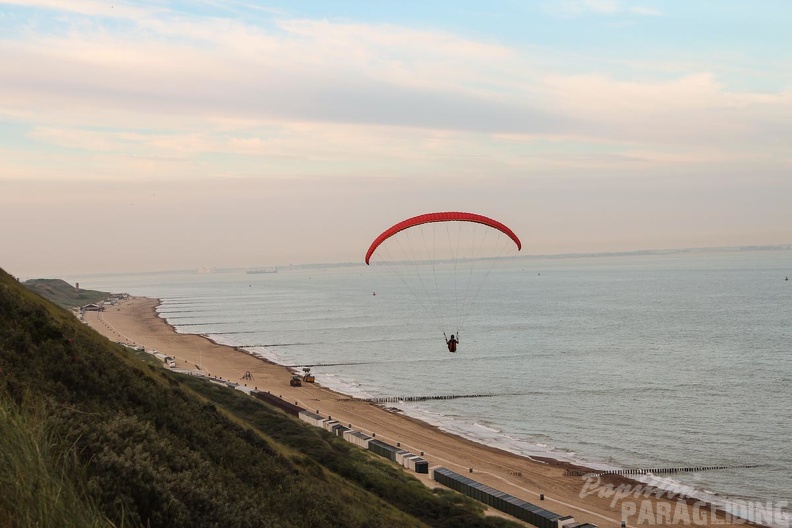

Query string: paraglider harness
444 332 459 353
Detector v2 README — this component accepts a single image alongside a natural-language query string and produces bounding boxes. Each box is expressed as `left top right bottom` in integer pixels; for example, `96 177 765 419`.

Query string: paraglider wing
365 211 521 265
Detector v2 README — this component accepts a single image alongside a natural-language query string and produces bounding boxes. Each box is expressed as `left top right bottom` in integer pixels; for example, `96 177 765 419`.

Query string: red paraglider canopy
365 211 521 265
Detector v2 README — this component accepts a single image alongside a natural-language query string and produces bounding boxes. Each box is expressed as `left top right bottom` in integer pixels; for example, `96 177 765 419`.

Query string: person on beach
445 333 459 353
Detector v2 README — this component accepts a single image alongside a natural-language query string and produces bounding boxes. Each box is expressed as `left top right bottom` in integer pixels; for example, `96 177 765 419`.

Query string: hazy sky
2 0 791 277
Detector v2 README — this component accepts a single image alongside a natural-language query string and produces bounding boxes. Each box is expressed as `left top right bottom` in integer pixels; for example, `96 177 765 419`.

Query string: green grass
0 390 114 528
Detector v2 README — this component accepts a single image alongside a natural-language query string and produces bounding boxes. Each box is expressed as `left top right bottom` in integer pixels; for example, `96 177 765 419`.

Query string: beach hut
322 420 340 432
299 410 325 428
368 439 403 462
343 430 372 449
432 467 569 528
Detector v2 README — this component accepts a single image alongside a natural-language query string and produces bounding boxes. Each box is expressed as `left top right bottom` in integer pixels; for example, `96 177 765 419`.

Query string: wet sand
83 297 755 528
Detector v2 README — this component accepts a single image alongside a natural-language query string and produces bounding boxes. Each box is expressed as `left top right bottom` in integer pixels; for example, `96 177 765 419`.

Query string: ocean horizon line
60 242 792 282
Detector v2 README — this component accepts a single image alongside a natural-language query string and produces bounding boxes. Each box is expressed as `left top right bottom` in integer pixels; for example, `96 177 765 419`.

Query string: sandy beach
84 297 755 528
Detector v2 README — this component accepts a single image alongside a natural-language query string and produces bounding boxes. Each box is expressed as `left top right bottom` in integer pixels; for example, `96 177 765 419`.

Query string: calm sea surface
69 249 791 524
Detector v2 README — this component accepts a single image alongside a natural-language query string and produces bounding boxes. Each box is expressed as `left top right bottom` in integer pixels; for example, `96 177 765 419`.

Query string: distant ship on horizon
246 267 278 274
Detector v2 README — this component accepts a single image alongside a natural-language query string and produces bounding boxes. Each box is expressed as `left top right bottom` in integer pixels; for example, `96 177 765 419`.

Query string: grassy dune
0 392 110 528
23 278 111 309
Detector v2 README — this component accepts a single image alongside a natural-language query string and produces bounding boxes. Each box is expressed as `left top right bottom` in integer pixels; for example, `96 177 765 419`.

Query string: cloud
546 0 662 17
628 5 662 16
0 12 565 136
542 72 792 146
1 0 161 20
1 0 790 185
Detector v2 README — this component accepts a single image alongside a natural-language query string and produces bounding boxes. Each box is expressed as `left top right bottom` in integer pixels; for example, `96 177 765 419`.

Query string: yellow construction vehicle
302 367 315 383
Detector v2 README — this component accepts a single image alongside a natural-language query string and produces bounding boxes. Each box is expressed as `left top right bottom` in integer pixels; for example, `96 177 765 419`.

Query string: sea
68 249 791 526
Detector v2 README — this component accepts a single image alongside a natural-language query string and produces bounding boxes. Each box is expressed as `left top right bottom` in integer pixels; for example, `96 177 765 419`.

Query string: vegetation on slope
0 391 110 528
23 278 111 309
0 267 519 528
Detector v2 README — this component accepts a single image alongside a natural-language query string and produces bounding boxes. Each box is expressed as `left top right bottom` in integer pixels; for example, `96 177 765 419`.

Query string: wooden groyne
340 393 503 403
564 464 760 477
285 361 376 368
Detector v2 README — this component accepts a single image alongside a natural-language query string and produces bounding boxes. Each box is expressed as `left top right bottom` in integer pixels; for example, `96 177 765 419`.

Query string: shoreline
84 296 763 528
